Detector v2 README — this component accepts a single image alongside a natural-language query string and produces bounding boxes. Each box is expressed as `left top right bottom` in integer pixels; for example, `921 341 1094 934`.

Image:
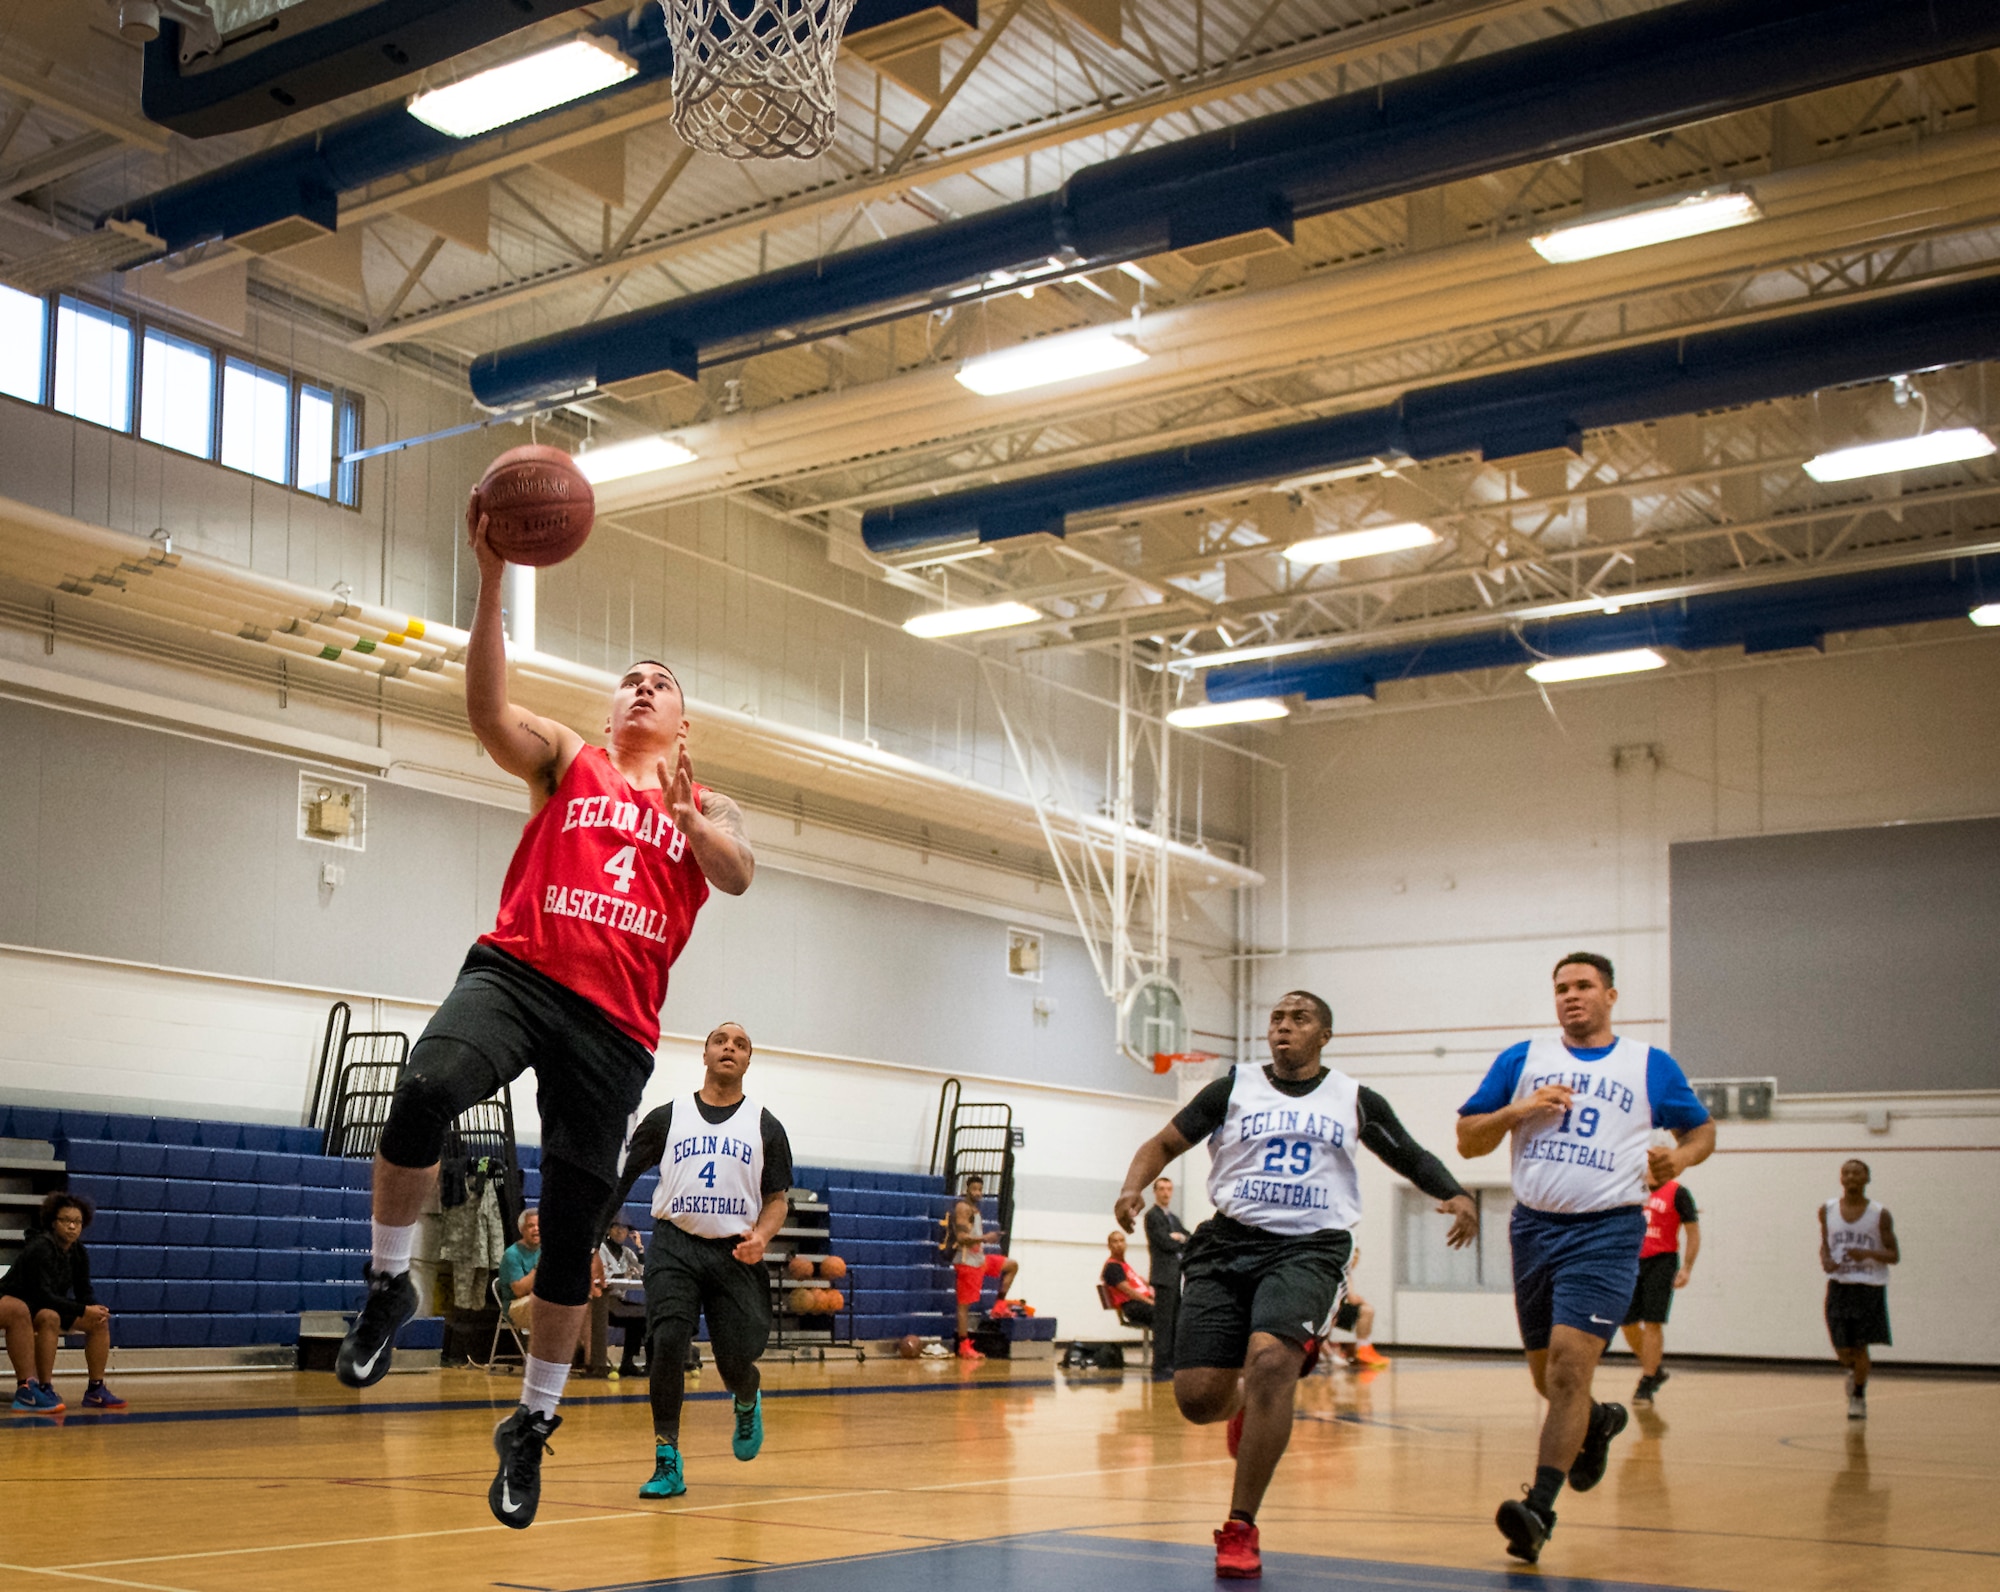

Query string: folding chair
487 1275 529 1371
1096 1281 1153 1365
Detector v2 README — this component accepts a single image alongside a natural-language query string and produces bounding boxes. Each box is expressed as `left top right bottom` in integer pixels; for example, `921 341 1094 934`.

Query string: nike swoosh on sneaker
501 1481 522 1514
353 1341 388 1380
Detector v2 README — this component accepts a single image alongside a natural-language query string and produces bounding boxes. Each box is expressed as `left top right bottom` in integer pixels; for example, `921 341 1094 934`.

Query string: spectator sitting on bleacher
500 1209 542 1335
1 1193 126 1413
1101 1230 1155 1328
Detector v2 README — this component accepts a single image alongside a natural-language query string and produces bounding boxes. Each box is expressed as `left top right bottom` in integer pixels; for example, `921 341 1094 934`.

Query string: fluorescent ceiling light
956 331 1147 396
409 37 636 139
1531 187 1762 264
574 435 696 484
1802 427 1996 483
1971 602 2000 627
1284 521 1438 565
1272 457 1405 493
1167 698 1291 728
1526 648 1668 683
904 601 1041 638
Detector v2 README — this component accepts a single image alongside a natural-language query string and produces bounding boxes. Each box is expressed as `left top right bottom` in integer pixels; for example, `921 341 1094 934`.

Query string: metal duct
470 0 2000 407
860 273 2000 554
1199 556 2000 704
108 9 676 258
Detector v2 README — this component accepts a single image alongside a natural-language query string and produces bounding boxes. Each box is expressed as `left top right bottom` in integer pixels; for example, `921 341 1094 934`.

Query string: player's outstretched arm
660 739 754 895
1115 1123 1193 1232
464 498 581 801
1359 1088 1479 1249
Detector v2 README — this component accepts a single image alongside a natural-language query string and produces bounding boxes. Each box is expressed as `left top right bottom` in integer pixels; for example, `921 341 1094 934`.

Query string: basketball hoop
658 0 857 161
1152 1050 1221 1076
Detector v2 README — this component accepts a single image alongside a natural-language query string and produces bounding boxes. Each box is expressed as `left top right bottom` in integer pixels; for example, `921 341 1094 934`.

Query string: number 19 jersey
479 744 711 1051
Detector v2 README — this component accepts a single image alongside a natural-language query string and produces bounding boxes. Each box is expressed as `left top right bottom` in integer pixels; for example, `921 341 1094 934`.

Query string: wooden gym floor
2 1354 1993 1592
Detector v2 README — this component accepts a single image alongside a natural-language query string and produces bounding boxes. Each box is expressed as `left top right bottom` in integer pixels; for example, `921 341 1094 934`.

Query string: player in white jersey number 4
1457 953 1714 1565
1116 991 1477 1579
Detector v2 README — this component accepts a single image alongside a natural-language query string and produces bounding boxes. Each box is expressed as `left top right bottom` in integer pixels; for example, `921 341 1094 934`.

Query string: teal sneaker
731 1391 764 1461
639 1442 686 1498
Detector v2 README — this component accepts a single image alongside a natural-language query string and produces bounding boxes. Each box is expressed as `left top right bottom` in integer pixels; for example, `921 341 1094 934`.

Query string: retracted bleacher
0 1104 442 1355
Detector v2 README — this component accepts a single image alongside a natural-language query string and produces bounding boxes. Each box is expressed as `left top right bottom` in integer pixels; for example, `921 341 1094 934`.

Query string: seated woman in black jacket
1 1192 125 1413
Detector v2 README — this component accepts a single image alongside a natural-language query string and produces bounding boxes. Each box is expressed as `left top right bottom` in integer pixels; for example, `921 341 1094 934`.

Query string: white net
659 0 858 161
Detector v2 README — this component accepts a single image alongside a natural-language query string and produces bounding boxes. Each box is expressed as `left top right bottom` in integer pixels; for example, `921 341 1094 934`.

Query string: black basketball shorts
1825 1280 1891 1350
1174 1213 1352 1370
1624 1251 1680 1325
644 1217 772 1367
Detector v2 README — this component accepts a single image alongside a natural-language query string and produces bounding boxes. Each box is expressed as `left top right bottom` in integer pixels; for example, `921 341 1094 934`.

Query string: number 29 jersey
1205 1063 1364 1236
479 743 711 1051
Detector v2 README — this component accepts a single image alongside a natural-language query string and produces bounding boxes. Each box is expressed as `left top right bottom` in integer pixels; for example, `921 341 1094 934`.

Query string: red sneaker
1214 1519 1261 1578
1352 1343 1391 1368
956 1340 985 1361
988 1298 1013 1319
1225 1406 1244 1457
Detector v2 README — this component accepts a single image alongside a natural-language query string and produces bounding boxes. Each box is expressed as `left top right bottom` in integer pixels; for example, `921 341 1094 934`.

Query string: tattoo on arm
699 788 747 838
517 718 560 796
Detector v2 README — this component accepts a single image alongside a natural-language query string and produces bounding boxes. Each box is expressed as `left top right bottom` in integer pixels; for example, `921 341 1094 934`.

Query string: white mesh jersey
1205 1063 1363 1236
653 1092 766 1237
1507 1035 1658 1214
1824 1199 1889 1286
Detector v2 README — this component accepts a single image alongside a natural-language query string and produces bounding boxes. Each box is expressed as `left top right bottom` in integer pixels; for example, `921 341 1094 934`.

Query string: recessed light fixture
1166 698 1291 727
1971 602 2000 628
1526 647 1668 683
956 331 1147 396
1283 522 1438 565
574 435 697 484
1803 427 1996 483
1531 187 1763 264
903 601 1042 638
409 37 636 139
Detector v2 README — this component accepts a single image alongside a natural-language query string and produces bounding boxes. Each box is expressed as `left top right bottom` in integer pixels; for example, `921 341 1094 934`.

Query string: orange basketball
474 445 594 566
797 1289 823 1314
897 1334 922 1359
821 1289 844 1312
819 1255 847 1280
785 1254 814 1280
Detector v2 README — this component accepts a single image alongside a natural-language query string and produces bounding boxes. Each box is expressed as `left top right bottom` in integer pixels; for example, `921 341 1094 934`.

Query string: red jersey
479 744 710 1049
1102 1257 1152 1307
1640 1179 1697 1259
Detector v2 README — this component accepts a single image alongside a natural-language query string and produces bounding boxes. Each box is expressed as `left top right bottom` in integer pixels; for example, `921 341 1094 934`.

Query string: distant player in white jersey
1457 953 1714 1565
1116 991 1477 1579
1819 1158 1899 1420
603 1022 793 1499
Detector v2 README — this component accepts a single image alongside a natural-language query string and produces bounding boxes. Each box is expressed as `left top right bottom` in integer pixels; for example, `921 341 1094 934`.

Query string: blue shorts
1510 1203 1646 1350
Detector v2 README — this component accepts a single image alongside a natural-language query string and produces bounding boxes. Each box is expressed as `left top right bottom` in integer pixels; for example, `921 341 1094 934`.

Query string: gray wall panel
37 712 165 963
159 738 282 979
1670 819 2000 1093
0 700 43 943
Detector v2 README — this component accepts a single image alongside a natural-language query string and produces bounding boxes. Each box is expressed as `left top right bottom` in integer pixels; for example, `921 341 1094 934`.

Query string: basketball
897 1334 922 1359
821 1288 843 1312
786 1254 813 1280
474 445 594 566
820 1254 846 1279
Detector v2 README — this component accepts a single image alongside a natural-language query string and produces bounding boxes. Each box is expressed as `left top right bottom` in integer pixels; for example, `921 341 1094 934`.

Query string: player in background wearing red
1620 1154 1699 1406
334 498 754 1530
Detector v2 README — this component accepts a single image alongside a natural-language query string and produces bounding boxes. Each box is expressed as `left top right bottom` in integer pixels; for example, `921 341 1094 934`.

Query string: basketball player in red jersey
335 498 754 1530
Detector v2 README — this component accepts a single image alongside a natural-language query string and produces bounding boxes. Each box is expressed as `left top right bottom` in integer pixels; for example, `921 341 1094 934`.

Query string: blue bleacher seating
151 1117 199 1147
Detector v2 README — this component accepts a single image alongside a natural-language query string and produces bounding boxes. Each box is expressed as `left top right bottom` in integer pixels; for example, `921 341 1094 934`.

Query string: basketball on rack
473 445 594 566
819 1254 846 1279
786 1253 814 1280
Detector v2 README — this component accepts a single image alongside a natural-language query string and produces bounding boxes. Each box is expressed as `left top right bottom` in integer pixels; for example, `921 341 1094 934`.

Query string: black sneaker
1633 1374 1657 1406
489 1406 560 1529
334 1268 418 1389
1567 1400 1628 1493
1496 1494 1556 1563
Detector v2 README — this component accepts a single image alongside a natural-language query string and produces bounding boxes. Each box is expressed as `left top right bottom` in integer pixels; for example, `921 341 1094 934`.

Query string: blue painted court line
572 1529 1712 1592
3 1372 1051 1430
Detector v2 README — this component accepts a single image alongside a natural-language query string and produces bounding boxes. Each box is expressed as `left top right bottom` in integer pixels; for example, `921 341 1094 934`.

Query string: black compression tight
647 1320 761 1443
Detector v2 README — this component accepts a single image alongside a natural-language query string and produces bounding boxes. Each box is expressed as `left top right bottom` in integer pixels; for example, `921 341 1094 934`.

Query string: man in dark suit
1143 1175 1190 1380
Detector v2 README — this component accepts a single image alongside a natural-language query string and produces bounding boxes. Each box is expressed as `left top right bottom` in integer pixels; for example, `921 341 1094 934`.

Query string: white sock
371 1220 418 1276
521 1354 570 1419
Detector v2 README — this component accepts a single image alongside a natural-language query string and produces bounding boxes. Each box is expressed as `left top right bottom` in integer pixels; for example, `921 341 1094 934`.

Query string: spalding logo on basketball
476 444 595 566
